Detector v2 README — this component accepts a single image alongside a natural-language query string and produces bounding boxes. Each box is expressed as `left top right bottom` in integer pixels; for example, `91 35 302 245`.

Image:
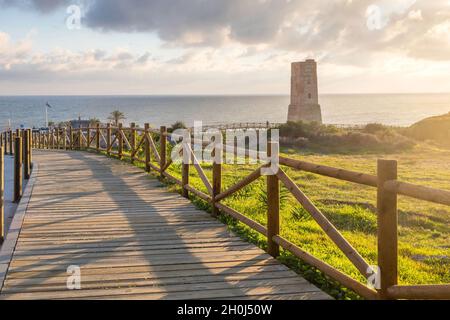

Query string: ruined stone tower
287 59 322 123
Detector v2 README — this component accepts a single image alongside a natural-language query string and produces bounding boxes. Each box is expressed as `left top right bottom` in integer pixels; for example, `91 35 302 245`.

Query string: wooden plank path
0 150 330 300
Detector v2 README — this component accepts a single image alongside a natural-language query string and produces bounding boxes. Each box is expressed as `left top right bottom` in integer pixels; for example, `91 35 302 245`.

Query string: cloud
2 0 450 95
0 0 69 13
2 0 450 62
0 31 33 70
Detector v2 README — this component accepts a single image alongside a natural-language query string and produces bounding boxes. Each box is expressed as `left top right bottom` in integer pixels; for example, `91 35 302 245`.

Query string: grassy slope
107 140 449 299
407 112 450 147
160 143 449 298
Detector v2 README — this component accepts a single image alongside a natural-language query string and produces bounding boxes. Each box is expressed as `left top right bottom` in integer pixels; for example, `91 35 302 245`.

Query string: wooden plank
279 156 378 187
215 166 262 202
1 284 324 300
6 259 280 279
5 267 289 288
0 150 329 300
1 278 315 300
273 235 379 300
384 180 450 207
3 271 300 293
387 284 450 300
277 168 371 277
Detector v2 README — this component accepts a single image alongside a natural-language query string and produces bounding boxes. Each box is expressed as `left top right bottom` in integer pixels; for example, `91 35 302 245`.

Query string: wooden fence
0 129 32 244
2 124 450 300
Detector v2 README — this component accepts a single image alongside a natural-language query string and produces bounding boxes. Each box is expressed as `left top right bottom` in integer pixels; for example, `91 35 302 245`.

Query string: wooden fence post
106 124 112 156
28 129 32 171
78 129 82 150
182 139 190 199
160 126 167 178
9 131 13 155
267 141 280 258
13 137 22 203
63 128 67 150
2 133 6 155
69 127 73 150
377 159 398 299
96 124 100 152
118 123 124 160
130 123 136 164
86 126 91 150
51 129 54 149
144 124 151 173
55 129 59 150
212 138 222 217
0 146 4 243
23 130 30 180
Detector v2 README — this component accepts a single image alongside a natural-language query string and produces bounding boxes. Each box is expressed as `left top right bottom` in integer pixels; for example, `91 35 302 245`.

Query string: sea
0 94 449 130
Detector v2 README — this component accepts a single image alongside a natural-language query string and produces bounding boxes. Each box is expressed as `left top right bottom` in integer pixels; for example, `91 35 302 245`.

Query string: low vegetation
278 121 416 154
99 118 449 299
159 144 449 299
405 112 450 148
169 121 187 132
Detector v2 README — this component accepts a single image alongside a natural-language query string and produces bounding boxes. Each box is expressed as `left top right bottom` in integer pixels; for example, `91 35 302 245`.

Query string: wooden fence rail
4 124 450 300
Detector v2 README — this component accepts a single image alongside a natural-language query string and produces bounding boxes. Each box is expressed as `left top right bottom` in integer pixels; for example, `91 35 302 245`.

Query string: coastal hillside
406 112 450 147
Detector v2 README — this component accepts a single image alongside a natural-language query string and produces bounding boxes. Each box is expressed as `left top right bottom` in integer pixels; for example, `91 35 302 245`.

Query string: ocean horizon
1 93 449 130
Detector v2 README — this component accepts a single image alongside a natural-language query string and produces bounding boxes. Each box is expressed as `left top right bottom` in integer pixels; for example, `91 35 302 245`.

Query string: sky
1 0 450 95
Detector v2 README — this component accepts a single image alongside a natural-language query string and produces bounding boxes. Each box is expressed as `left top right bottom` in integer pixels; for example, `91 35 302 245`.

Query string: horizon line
1 92 450 97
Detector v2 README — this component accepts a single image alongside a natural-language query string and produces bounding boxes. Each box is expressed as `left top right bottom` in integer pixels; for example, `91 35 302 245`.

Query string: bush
279 121 415 153
169 121 187 132
363 123 389 134
279 121 341 139
405 112 450 148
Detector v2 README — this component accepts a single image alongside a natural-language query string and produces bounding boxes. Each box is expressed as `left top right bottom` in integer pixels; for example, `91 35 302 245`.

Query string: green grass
98 142 450 300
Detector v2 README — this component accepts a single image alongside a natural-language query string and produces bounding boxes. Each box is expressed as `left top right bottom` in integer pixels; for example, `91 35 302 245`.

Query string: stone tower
287 59 322 123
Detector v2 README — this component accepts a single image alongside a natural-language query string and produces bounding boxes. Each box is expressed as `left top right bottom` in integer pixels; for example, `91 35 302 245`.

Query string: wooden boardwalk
0 150 330 300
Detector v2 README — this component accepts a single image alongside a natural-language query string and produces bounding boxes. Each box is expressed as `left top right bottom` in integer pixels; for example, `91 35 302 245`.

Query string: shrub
279 121 415 153
405 112 450 148
169 121 187 132
363 123 389 134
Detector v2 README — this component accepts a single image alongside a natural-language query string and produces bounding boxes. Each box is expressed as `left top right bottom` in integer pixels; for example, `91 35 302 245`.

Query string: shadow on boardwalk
0 150 329 300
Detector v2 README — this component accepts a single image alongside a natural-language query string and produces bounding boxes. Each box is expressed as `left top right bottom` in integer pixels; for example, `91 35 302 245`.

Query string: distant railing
198 122 369 132
2 124 449 300
198 122 280 132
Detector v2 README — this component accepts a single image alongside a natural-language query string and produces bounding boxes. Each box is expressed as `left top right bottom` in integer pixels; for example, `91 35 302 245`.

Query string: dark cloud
0 0 68 12
83 0 298 46
1 0 450 62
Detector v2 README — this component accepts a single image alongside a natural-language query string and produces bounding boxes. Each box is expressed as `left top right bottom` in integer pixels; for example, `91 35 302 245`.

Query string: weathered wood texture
0 150 330 300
